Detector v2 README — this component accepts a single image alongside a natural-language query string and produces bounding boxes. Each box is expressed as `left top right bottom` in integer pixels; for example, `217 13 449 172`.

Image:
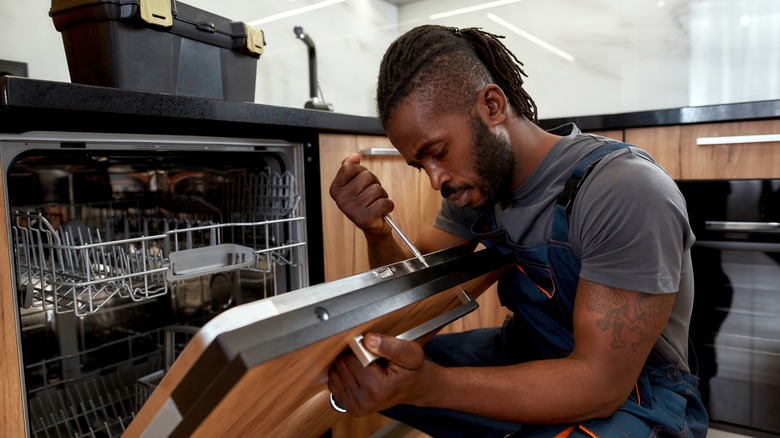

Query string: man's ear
478 83 508 127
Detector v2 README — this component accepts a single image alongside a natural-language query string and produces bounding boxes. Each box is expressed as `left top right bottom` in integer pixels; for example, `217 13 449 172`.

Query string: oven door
679 179 780 435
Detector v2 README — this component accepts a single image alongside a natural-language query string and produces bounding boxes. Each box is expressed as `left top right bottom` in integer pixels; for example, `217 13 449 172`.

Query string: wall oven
678 179 780 435
1 132 311 437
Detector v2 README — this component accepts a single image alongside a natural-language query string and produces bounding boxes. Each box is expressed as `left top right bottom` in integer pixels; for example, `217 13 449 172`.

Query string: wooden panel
0 165 25 437
586 130 624 141
680 119 780 180
124 265 507 437
625 126 682 179
319 134 361 282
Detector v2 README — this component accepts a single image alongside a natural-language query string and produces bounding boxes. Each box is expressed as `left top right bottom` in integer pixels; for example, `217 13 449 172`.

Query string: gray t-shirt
434 123 695 372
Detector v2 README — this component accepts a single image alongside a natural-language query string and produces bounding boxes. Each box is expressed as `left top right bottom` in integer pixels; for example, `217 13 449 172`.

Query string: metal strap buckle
244 24 266 56
139 0 173 27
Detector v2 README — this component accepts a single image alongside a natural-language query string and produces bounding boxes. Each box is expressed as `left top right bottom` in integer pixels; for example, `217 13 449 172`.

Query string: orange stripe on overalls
552 425 576 438
578 424 599 438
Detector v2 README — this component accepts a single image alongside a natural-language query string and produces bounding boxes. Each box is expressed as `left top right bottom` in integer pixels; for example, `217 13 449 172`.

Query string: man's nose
425 166 450 192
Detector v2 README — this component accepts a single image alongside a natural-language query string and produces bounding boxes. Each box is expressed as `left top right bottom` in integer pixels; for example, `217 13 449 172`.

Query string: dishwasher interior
2 134 309 437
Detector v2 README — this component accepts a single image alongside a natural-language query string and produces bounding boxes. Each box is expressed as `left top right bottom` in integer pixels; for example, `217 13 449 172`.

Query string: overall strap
552 142 630 242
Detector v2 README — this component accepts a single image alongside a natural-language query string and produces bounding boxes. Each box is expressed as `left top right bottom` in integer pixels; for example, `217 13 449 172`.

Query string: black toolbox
49 0 265 101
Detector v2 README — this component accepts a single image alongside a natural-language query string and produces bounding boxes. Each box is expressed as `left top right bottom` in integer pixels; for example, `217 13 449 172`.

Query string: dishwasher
1 131 309 437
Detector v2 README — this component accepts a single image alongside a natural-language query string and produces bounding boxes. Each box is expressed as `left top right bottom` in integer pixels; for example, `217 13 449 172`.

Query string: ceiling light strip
249 0 347 26
429 0 525 20
487 13 575 62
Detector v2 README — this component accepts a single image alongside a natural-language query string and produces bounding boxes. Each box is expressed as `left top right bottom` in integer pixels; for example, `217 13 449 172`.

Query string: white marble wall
689 0 780 107
183 0 398 116
0 0 777 119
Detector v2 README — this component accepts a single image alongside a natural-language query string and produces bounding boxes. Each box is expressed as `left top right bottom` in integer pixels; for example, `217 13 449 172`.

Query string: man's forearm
418 356 630 425
365 230 412 268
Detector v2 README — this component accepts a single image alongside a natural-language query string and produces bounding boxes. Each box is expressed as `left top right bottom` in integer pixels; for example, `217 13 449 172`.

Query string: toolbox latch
244 24 266 57
139 0 173 27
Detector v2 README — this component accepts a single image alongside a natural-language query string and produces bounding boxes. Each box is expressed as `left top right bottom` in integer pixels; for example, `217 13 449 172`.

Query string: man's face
463 114 515 209
386 98 515 210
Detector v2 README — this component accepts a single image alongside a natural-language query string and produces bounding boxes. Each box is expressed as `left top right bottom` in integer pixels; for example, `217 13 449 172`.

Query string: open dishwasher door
125 245 513 437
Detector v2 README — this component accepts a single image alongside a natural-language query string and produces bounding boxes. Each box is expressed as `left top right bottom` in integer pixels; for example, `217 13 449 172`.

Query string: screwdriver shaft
384 215 429 267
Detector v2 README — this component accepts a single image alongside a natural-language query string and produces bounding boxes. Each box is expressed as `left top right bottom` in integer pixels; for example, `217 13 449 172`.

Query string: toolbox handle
195 21 216 32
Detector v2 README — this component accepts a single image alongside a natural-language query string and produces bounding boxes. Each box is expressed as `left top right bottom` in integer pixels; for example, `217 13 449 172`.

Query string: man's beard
441 115 515 210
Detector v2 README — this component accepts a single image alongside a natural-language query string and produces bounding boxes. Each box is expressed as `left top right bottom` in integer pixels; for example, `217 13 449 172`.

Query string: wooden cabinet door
680 119 780 180
625 126 682 179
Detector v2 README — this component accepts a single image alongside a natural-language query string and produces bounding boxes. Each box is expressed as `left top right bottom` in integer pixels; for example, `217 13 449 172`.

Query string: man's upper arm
571 277 676 404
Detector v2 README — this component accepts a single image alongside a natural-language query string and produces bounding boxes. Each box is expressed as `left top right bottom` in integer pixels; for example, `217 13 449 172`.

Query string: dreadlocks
376 25 538 128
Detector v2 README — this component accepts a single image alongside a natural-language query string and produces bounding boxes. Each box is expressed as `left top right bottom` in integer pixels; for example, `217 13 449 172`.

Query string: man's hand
327 333 430 416
329 153 394 237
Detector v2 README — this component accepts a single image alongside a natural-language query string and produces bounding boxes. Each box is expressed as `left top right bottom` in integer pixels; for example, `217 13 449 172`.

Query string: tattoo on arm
580 282 672 351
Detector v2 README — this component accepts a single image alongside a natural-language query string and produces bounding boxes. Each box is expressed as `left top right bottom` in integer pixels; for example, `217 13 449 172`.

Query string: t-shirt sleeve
569 148 695 294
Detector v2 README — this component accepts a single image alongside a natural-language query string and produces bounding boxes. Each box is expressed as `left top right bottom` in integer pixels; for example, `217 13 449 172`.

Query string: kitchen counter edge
0 77 385 139
3 77 779 136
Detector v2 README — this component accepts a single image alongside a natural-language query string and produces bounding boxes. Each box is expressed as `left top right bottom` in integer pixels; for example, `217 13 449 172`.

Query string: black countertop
0 76 385 143
539 99 780 131
2 76 779 139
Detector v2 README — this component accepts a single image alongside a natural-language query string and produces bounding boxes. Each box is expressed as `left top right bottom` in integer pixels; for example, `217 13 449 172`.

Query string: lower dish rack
12 211 305 317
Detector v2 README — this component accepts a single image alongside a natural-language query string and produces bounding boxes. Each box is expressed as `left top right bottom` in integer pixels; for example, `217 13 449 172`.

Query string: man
327 25 708 437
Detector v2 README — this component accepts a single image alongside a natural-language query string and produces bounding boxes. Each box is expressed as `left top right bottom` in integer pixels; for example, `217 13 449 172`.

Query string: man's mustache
441 182 471 199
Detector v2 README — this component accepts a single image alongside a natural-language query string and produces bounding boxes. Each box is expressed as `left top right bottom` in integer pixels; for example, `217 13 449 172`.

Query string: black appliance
678 179 780 436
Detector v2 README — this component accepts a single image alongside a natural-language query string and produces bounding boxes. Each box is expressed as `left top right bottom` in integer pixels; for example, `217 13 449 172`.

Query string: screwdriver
384 215 429 267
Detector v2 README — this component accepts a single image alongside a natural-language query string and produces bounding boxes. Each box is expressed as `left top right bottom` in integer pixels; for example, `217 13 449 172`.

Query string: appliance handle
347 289 478 367
359 148 401 156
696 133 780 146
694 240 780 252
705 220 780 233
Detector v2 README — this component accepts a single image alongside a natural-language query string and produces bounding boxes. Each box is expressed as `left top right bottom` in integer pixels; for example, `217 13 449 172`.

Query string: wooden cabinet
679 119 780 180
625 126 682 179
622 119 780 181
586 127 684 179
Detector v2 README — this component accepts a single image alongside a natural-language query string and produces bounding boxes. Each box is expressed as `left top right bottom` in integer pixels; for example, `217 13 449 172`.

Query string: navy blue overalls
383 143 709 437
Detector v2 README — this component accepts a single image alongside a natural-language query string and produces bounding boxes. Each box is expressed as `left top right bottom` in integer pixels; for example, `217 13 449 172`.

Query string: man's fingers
363 333 424 370
342 152 361 165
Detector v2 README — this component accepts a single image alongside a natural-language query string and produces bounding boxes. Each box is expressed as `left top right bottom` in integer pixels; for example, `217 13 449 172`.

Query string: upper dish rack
12 171 305 317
